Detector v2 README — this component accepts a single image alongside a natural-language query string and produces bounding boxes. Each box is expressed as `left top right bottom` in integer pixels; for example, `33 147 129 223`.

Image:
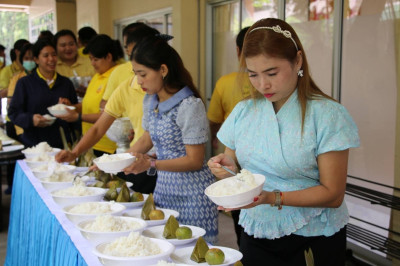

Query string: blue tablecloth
5 161 101 266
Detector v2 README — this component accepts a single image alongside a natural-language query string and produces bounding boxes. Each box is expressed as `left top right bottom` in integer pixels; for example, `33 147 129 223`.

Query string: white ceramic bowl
204 174 266 208
63 202 126 224
93 238 175 266
32 164 76 178
24 159 49 169
32 169 52 179
43 114 57 125
51 187 107 207
77 216 147 246
47 105 76 116
142 224 206 246
39 178 74 192
122 208 180 227
93 153 135 174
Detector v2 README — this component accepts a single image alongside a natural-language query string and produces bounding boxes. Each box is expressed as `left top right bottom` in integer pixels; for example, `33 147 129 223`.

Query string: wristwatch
147 158 157 176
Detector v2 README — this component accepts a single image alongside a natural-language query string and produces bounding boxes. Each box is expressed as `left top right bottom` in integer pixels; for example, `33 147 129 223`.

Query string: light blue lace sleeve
176 96 209 145
314 100 360 156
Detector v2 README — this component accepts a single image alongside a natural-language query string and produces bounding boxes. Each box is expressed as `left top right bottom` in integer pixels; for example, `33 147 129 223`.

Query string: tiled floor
0 183 238 265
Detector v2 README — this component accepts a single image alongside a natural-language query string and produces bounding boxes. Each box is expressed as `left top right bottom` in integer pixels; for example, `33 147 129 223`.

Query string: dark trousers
117 171 157 194
240 226 347 266
231 210 242 247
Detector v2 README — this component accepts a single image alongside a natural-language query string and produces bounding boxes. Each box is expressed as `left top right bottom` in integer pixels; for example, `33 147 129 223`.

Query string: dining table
5 160 102 265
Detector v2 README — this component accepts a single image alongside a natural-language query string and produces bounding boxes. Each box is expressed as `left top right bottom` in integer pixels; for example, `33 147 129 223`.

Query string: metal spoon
220 165 237 177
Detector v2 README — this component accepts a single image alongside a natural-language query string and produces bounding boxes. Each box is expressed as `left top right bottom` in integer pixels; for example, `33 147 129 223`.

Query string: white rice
68 202 116 214
41 172 75 182
33 163 72 172
97 153 132 163
83 214 142 232
24 142 54 153
208 169 258 196
26 153 54 162
49 103 68 110
102 232 161 257
52 182 96 197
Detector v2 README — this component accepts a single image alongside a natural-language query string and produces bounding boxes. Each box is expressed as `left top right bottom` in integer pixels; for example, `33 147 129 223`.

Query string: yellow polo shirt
105 75 145 146
82 65 118 153
0 61 24 89
7 71 27 135
207 72 251 123
56 55 95 78
103 61 133 101
77 47 89 58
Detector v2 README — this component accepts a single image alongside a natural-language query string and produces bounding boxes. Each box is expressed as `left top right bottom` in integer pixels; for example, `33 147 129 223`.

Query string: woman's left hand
33 114 50 127
123 152 151 175
55 108 79 122
217 190 272 212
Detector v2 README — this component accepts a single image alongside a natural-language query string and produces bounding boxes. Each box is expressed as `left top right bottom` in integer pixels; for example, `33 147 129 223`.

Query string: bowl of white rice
21 142 61 158
32 163 76 179
77 215 147 246
93 153 135 174
47 103 76 116
93 231 175 266
52 185 107 207
63 202 126 224
205 170 265 209
24 153 55 169
39 171 81 192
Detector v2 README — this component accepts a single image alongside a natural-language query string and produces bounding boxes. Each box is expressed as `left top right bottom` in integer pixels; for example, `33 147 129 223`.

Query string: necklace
154 104 159 113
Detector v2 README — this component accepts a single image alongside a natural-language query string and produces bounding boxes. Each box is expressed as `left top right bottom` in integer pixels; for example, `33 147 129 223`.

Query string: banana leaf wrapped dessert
190 236 209 263
141 193 155 220
104 184 118 201
116 183 131 202
162 215 179 239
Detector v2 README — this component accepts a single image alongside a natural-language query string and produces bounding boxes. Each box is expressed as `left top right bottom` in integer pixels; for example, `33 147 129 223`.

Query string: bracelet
77 113 82 122
271 189 283 210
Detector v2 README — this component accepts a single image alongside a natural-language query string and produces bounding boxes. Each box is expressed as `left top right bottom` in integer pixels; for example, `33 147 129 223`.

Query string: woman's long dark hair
131 35 201 98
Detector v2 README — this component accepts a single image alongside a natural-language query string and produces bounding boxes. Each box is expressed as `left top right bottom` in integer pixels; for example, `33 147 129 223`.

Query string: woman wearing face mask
6 43 35 140
8 39 79 148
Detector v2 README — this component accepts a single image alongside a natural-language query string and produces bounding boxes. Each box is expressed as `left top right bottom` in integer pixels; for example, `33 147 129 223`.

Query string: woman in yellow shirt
56 34 123 156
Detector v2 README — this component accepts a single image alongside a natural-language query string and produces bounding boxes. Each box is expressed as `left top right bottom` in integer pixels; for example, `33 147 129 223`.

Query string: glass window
285 0 334 96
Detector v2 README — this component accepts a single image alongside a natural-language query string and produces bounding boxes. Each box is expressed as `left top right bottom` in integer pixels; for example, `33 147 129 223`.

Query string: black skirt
239 226 347 266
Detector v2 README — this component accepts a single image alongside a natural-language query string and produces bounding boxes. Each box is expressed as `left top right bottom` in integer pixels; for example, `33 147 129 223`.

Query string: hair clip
250 25 298 51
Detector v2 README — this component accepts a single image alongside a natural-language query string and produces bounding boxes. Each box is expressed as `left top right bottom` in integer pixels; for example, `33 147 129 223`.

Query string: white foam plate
1 140 15 146
170 246 243 266
108 193 149 209
142 224 206 246
0 145 24 153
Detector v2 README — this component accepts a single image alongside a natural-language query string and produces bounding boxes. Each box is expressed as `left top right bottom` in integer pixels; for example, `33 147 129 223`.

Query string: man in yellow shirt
207 27 251 153
54 29 95 99
100 22 156 109
56 26 163 193
77 26 97 58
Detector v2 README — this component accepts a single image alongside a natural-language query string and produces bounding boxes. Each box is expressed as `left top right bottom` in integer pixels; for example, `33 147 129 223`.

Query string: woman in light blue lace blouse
123 35 218 243
208 18 359 265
